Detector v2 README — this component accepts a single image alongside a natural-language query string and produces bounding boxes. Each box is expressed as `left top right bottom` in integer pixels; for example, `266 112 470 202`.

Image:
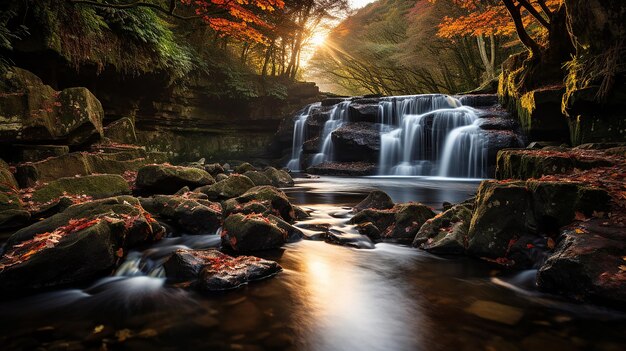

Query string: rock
242 171 273 186
14 150 155 187
103 117 137 144
351 202 436 243
537 220 626 308
262 167 294 187
204 163 225 177
325 232 376 249
11 144 70 163
234 162 256 174
0 67 104 145
136 164 215 194
307 162 377 176
30 174 131 205
495 148 614 180
196 174 255 201
0 159 30 229
331 122 380 162
139 195 222 234
413 204 472 255
162 248 281 291
515 87 569 142
0 196 164 294
293 205 311 220
458 94 498 107
223 186 296 222
222 213 302 252
476 117 519 131
348 102 379 123
353 190 394 212
215 173 228 182
354 222 381 241
467 180 611 267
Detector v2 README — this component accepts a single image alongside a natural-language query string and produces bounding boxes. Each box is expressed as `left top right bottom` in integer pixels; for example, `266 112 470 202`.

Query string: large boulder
103 117 137 144
353 190 394 212
0 196 164 294
242 170 273 186
136 164 214 194
0 159 29 229
263 167 294 187
223 186 296 222
139 194 222 234
331 122 380 162
234 162 256 174
196 174 255 201
0 67 104 145
162 248 282 291
222 213 302 252
348 102 379 123
467 180 611 267
30 174 131 205
515 87 570 142
350 202 436 243
413 204 472 254
537 220 626 308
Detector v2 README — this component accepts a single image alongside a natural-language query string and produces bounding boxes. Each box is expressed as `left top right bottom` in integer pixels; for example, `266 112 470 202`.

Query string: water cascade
287 94 491 178
311 100 351 166
286 102 321 171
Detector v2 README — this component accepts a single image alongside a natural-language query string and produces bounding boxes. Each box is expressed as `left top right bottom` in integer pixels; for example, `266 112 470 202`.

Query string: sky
349 0 377 9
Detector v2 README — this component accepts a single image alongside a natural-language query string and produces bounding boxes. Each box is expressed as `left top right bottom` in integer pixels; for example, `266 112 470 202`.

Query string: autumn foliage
181 0 285 42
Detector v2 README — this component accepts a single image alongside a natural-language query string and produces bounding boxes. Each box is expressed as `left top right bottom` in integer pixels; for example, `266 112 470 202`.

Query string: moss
31 174 131 204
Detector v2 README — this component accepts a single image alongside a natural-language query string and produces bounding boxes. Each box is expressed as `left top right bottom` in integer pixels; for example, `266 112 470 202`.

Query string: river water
1 176 625 351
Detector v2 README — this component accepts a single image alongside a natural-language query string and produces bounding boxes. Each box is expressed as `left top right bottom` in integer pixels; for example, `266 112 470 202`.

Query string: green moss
31 174 131 204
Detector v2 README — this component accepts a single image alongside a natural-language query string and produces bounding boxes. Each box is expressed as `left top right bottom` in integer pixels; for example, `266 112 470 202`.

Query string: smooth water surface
1 176 625 351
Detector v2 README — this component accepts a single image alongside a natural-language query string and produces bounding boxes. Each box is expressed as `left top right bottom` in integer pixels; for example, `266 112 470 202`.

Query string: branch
535 0 553 18
502 0 542 57
516 0 550 28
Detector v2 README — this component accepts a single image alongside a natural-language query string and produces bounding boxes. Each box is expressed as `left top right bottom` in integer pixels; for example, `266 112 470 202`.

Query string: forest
0 1 625 351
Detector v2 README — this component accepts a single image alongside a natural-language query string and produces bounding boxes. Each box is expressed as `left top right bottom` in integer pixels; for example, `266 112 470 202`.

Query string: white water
287 94 489 178
311 101 351 166
286 102 321 171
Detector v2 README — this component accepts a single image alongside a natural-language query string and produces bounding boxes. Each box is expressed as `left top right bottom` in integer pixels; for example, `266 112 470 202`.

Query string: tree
69 0 285 42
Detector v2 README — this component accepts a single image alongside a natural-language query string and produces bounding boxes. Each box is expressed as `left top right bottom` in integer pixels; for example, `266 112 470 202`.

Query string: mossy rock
0 184 30 230
136 164 215 194
196 174 255 201
354 190 394 211
386 203 436 242
30 174 131 204
263 167 294 187
222 213 301 252
496 149 574 180
516 87 569 142
0 159 17 188
223 185 296 222
139 195 222 234
103 117 137 144
413 204 472 255
243 170 273 186
234 162 256 174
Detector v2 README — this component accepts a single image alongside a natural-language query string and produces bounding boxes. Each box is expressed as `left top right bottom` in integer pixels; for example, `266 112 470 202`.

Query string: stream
1 176 625 351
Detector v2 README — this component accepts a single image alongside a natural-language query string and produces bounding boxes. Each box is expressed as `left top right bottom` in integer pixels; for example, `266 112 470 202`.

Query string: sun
310 32 327 47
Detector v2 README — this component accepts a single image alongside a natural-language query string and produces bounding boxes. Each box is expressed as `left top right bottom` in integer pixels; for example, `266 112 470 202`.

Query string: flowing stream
1 177 625 350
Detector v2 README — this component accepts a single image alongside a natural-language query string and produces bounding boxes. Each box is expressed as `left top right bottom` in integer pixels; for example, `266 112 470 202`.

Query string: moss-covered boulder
353 190 394 212
234 162 256 174
196 174 255 201
163 248 282 291
204 163 225 177
263 167 294 187
139 194 222 234
223 186 296 222
30 174 131 205
350 202 436 243
537 220 626 308
136 164 215 194
0 196 164 294
242 170 273 186
0 159 30 229
0 67 104 145
103 117 137 144
413 204 472 255
515 87 569 142
467 180 611 267
222 213 302 252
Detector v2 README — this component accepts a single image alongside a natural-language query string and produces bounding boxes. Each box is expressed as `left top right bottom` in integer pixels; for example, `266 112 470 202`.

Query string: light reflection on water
0 176 625 350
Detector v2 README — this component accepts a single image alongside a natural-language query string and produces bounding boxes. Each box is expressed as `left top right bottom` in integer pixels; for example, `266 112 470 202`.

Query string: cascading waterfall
286 94 489 178
311 101 351 166
286 102 321 171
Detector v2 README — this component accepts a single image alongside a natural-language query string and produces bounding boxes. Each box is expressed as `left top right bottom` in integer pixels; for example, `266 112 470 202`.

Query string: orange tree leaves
181 0 285 42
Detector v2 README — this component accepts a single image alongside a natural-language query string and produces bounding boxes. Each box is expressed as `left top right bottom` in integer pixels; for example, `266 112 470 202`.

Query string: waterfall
286 94 490 178
311 101 351 166
286 102 321 171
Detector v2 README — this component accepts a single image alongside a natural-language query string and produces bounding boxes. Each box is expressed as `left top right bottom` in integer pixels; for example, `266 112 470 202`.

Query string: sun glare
310 32 327 47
